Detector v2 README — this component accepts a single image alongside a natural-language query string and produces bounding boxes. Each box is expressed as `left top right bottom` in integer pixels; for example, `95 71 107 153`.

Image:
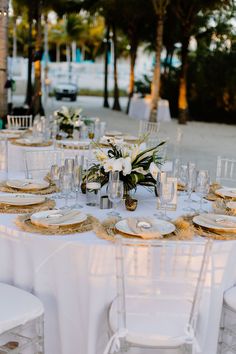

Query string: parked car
55 82 78 101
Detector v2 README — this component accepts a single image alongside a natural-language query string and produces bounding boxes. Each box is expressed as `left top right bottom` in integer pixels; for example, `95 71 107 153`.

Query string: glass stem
65 194 68 208
75 189 79 207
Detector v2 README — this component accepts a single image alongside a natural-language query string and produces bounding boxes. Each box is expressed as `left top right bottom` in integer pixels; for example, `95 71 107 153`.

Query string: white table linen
128 96 172 122
0 190 236 354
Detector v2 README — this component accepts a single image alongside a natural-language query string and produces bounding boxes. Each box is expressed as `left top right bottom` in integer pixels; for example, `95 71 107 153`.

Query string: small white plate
30 209 87 227
105 131 123 137
124 135 138 142
15 138 45 145
115 218 175 237
0 194 45 206
215 188 236 199
6 179 49 191
193 213 236 232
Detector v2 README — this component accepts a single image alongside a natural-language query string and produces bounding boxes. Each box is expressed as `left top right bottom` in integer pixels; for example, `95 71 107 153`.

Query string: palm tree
150 0 170 122
0 0 9 117
172 0 234 124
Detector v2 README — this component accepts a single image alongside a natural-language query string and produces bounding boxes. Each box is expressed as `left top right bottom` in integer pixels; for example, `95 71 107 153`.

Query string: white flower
96 150 108 162
121 157 132 176
149 162 160 180
103 158 123 173
131 145 140 162
61 106 69 116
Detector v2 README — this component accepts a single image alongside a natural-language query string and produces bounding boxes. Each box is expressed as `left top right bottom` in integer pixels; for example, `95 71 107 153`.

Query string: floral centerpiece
55 106 83 138
83 139 165 199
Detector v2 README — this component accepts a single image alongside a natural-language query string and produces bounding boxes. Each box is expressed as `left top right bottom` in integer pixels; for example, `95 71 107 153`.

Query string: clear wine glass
71 165 83 209
64 158 75 175
184 162 196 211
179 164 188 196
50 164 60 199
195 170 210 213
107 180 124 217
159 181 175 220
60 173 72 209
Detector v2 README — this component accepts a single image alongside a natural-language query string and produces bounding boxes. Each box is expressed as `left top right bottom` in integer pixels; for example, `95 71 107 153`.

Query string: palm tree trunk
0 0 9 117
112 24 121 111
103 24 110 108
150 15 164 122
56 43 60 62
33 0 44 116
25 13 33 108
178 36 189 124
13 17 17 59
126 41 137 114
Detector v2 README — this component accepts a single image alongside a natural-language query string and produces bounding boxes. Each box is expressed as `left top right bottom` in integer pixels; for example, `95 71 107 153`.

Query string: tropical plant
84 140 165 195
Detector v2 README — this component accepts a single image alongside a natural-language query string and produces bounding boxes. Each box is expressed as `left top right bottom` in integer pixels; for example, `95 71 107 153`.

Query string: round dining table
0 187 235 354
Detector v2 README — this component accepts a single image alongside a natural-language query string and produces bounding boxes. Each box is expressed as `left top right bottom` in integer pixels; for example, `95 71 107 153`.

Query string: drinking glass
178 164 188 196
64 158 75 175
107 180 124 217
88 123 95 140
184 162 196 211
60 173 72 209
195 170 210 213
71 165 83 209
50 164 60 199
159 181 175 220
109 170 120 183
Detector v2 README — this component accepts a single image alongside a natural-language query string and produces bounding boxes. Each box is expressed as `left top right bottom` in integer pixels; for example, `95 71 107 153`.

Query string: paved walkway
13 95 236 179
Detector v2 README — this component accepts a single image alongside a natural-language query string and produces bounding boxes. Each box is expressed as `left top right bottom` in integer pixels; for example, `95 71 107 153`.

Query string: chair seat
108 297 191 348
0 283 44 335
224 287 236 311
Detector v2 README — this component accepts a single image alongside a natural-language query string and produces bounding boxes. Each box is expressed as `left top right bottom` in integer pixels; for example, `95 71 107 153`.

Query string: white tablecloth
128 96 171 122
2 139 236 354
0 189 235 354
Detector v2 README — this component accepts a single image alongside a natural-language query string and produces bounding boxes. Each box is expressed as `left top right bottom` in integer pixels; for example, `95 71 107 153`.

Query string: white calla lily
149 162 160 180
122 157 132 176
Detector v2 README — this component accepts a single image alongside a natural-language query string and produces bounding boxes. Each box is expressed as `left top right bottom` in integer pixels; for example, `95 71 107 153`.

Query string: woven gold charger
10 138 52 147
94 216 195 242
0 198 55 214
15 213 99 235
0 181 58 195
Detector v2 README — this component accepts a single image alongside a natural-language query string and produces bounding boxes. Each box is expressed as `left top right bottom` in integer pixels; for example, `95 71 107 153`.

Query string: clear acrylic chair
7 115 33 130
138 120 160 138
218 287 236 354
104 237 212 354
0 282 44 354
24 150 63 179
216 157 236 187
0 139 8 180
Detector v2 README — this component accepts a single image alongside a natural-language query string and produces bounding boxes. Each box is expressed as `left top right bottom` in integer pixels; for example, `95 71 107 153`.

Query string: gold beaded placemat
0 198 55 214
0 181 58 195
15 213 98 235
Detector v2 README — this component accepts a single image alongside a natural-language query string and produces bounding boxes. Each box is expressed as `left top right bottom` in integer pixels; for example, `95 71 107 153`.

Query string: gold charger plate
6 179 49 191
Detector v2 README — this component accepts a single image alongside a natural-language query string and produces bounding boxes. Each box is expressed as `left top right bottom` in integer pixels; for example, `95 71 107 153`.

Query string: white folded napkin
127 218 162 239
37 210 81 225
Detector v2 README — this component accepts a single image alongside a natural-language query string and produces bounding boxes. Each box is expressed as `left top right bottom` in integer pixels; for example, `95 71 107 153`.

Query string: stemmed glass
159 181 175 220
50 164 60 199
178 164 188 196
107 179 124 217
184 162 196 211
71 165 83 209
64 158 75 175
195 170 210 213
60 173 72 209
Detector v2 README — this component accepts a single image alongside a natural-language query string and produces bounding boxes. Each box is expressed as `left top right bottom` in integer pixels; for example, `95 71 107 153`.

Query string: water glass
64 158 75 175
88 123 95 140
107 180 124 217
60 173 72 209
159 181 175 220
184 162 196 211
72 165 83 209
195 170 210 212
50 164 60 199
